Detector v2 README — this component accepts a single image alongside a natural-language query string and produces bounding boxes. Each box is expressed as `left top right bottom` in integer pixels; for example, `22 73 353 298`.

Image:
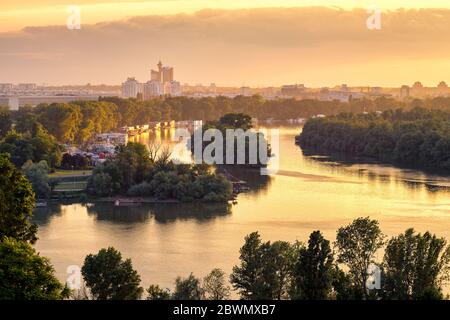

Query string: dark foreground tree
383 228 450 300
0 153 37 243
230 232 267 299
0 237 69 299
230 232 296 300
202 268 231 300
291 231 334 300
172 273 204 300
146 284 171 300
335 217 384 299
81 247 143 300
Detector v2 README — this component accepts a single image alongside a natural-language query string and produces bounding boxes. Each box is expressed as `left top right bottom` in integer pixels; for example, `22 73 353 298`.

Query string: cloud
1 7 450 86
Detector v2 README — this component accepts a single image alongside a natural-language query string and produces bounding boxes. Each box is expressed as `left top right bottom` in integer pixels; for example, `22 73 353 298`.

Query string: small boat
114 199 142 207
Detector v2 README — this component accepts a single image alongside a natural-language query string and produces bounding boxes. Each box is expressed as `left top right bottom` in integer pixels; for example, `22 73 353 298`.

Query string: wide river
33 125 450 290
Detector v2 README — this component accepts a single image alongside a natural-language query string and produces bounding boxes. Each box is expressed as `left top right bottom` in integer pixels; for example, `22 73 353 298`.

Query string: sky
1 1 450 87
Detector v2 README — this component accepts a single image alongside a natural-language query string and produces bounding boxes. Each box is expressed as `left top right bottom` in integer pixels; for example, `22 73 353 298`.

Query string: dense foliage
99 95 450 124
141 218 450 300
0 154 68 300
0 153 37 243
299 108 450 170
0 126 62 168
5 95 450 148
191 113 271 167
383 228 450 300
81 247 143 300
22 160 52 199
10 101 119 145
87 142 233 202
0 237 69 300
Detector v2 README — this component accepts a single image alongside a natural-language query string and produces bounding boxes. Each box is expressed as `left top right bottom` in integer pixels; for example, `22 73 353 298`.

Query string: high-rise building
150 70 160 82
412 81 423 88
400 85 410 98
162 66 174 84
150 60 174 84
17 83 37 90
281 84 305 96
0 83 13 92
164 81 181 96
121 77 142 98
240 86 252 96
143 80 163 99
437 81 448 89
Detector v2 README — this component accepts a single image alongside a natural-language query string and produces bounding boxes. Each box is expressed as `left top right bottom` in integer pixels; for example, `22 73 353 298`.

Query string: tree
264 240 297 300
22 160 51 199
0 106 12 138
0 131 34 167
335 217 384 299
291 231 334 300
35 103 82 143
172 273 204 300
81 247 143 300
115 142 151 190
202 268 231 300
87 172 115 197
0 153 37 243
0 237 69 299
146 284 171 300
218 113 253 130
230 232 266 299
230 232 295 300
383 228 450 300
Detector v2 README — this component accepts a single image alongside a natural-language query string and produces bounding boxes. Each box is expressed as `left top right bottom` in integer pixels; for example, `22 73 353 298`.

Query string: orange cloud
1 7 450 86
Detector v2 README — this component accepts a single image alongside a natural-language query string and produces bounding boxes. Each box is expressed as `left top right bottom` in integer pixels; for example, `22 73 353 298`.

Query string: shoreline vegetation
298 108 450 172
86 142 234 203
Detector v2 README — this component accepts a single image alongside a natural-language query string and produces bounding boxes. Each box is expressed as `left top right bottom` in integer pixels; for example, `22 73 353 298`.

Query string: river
33 125 450 291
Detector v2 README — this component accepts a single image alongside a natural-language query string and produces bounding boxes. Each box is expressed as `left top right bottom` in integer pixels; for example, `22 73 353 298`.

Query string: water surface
33 125 450 290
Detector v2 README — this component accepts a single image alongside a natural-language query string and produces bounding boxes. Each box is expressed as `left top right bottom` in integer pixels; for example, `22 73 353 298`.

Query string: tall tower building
162 66 174 84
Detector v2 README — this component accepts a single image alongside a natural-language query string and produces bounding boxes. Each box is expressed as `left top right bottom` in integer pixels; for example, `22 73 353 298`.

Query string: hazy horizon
2 3 450 87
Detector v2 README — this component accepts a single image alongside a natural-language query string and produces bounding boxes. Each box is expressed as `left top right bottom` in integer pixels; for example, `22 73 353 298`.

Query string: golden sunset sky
1 1 450 86
1 0 449 31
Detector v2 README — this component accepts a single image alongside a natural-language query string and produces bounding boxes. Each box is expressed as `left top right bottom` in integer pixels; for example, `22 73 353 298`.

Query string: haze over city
1 1 450 86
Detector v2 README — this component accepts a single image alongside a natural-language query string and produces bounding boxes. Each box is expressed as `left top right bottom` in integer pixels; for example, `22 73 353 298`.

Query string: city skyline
2 5 450 87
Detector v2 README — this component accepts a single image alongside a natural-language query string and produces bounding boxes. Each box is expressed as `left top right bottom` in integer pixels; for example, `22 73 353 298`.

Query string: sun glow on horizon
1 0 450 32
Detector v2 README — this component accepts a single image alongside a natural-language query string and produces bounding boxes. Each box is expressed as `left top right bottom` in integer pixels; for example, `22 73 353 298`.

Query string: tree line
80 218 450 300
298 108 450 170
3 95 450 147
98 95 450 124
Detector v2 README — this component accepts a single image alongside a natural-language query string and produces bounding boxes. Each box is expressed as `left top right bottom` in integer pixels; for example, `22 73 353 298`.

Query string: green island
298 107 450 171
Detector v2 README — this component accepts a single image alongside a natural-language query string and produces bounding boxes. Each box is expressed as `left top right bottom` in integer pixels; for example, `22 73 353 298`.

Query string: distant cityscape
1 61 449 110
